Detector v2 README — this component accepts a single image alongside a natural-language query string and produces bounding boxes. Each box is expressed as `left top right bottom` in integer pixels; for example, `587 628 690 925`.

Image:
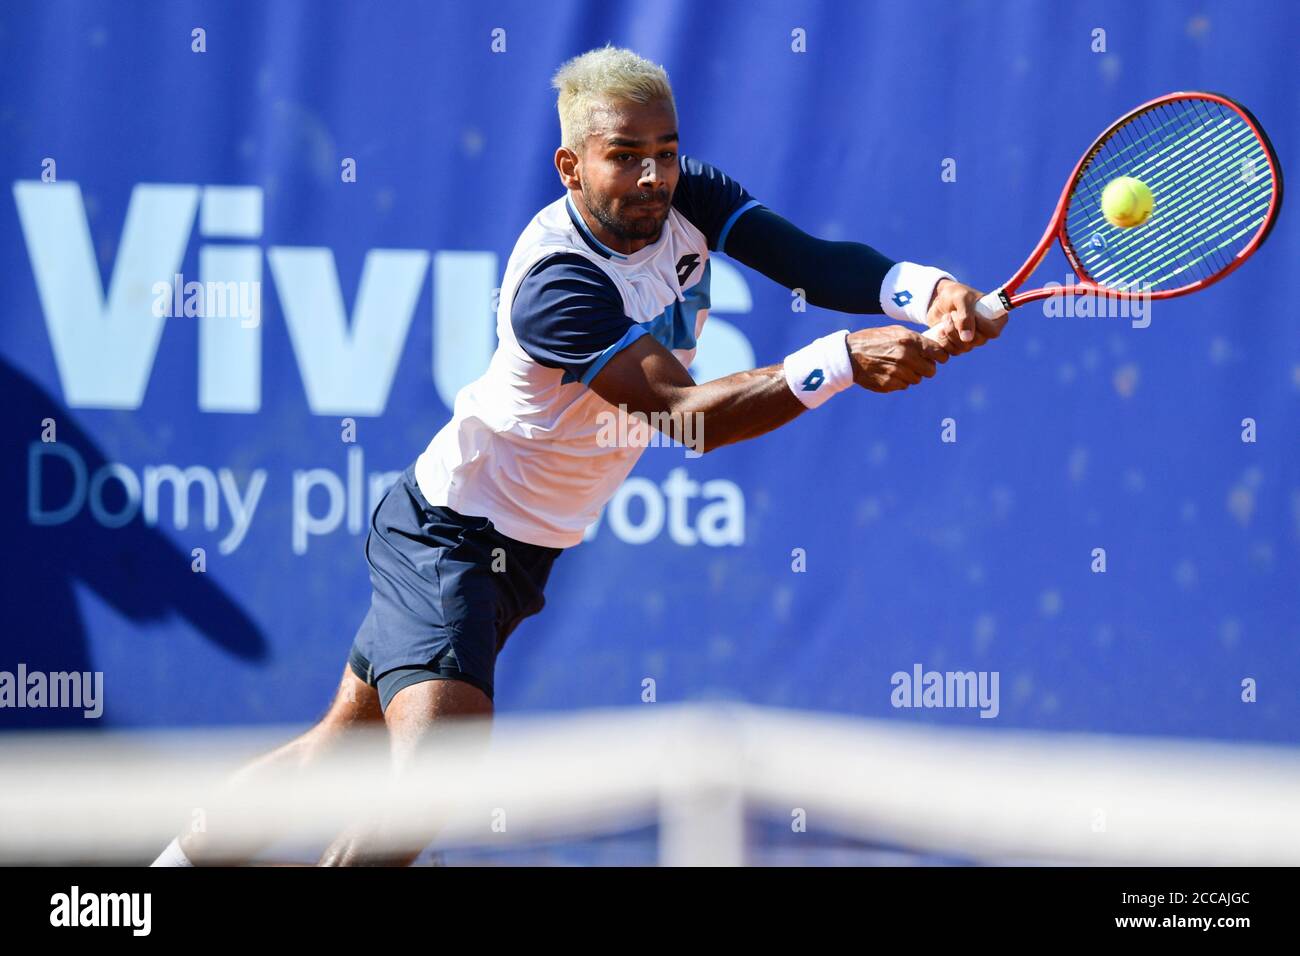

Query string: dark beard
586 190 668 241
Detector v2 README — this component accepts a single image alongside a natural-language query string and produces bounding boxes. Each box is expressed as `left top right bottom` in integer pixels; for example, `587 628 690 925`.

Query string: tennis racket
923 90 1283 340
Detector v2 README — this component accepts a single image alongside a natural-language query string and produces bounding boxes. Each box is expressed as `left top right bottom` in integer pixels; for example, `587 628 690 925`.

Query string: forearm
723 206 894 313
723 206 955 332
589 330 859 455
665 363 807 453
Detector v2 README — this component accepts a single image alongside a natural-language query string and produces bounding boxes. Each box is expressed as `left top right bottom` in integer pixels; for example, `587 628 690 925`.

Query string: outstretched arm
588 324 951 454
722 205 1002 349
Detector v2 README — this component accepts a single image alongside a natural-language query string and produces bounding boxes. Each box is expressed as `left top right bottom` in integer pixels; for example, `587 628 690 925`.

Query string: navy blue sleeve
722 206 897 315
510 253 649 385
672 155 763 253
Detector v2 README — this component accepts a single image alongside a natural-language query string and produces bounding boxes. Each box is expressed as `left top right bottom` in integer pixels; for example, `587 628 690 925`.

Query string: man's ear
555 147 581 190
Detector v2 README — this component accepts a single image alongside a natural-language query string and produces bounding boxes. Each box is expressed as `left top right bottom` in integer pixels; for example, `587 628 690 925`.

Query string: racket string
1071 114 1247 235
1061 96 1275 293
1085 135 1271 284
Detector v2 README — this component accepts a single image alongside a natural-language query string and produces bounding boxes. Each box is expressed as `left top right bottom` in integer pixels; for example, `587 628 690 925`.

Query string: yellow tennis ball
1101 176 1154 228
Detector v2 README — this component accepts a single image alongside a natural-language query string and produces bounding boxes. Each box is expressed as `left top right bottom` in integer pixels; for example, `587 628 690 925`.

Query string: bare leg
180 663 383 865
317 677 492 867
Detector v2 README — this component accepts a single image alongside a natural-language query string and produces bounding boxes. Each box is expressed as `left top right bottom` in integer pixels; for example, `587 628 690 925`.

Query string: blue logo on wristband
893 290 913 308
802 369 824 391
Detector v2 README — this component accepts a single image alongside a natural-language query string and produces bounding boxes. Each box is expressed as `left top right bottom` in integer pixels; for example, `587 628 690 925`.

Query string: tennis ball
1101 176 1154 228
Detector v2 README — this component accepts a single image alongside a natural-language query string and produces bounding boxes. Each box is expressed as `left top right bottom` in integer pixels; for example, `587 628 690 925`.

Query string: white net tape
1 704 1297 865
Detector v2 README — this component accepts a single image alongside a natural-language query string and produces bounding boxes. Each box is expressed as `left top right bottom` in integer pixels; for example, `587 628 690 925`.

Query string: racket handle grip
921 289 1009 341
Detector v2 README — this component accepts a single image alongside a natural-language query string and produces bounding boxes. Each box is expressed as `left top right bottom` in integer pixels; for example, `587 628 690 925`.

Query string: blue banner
1 0 1296 740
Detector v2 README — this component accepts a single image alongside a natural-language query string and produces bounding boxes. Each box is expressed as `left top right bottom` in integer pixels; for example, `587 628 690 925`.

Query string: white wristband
880 261 955 326
784 330 853 409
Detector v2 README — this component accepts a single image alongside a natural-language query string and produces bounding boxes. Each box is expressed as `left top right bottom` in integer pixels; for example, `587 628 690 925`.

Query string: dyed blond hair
551 45 677 152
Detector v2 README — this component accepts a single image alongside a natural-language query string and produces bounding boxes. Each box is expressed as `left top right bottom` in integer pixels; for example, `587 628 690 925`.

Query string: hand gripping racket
923 91 1283 340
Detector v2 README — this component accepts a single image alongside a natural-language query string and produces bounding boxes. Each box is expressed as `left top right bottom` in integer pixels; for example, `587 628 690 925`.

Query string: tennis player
153 44 1002 867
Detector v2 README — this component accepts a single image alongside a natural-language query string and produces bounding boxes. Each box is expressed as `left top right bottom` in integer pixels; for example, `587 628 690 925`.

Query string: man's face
576 98 680 242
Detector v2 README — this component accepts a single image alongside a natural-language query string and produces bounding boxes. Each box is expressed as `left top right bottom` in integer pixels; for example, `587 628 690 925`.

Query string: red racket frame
994 90 1283 312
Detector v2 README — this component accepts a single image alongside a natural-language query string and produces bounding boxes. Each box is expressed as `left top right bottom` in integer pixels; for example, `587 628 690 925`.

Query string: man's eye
660 151 677 160
616 153 635 163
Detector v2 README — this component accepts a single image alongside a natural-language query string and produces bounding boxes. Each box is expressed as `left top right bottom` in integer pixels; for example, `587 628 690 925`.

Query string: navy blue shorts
347 462 563 711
